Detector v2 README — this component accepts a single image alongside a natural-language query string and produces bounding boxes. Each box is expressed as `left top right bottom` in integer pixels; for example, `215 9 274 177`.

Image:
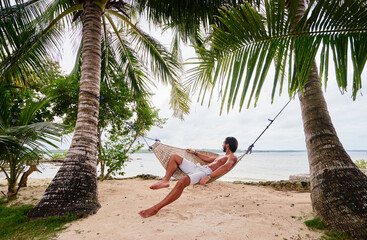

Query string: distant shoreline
48 149 367 154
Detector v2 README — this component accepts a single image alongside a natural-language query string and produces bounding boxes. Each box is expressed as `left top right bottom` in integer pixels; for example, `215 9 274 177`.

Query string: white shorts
179 158 213 184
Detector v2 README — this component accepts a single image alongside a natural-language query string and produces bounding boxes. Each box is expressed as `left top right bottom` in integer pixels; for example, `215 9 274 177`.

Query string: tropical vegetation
355 159 367 169
189 0 367 237
40 65 165 180
1 0 366 238
1 0 194 219
0 86 65 200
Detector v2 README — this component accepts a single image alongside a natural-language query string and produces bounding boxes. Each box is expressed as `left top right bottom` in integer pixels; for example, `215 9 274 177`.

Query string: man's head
223 137 238 153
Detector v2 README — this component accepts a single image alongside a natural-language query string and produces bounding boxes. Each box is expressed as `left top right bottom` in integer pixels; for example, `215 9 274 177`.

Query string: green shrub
355 159 367 169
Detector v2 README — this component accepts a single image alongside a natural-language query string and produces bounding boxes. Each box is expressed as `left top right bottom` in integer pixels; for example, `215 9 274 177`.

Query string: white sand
1 178 323 239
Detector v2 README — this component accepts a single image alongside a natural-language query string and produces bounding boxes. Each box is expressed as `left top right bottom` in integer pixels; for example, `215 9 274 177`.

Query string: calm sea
3 151 366 182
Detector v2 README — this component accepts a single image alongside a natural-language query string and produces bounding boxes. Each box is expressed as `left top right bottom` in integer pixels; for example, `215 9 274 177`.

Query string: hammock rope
80 89 292 181
80 89 292 153
248 97 293 153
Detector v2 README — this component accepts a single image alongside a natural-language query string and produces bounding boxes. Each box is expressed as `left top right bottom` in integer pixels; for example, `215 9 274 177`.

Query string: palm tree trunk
7 157 17 200
294 1 367 237
299 63 367 237
7 178 17 200
97 127 105 179
28 0 103 218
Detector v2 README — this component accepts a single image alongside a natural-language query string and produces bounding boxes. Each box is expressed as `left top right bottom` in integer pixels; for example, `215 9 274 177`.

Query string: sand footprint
177 212 189 220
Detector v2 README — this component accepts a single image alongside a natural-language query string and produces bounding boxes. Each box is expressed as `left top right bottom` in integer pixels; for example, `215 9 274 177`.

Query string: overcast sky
59 23 367 151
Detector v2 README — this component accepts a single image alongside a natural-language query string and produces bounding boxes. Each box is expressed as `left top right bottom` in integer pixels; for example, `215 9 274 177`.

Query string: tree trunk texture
28 1 103 218
18 165 41 187
7 158 17 200
292 0 367 237
97 127 105 180
7 179 16 200
299 63 367 238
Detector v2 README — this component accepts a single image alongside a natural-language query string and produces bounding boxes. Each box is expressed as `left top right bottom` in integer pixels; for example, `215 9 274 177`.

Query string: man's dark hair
225 137 238 153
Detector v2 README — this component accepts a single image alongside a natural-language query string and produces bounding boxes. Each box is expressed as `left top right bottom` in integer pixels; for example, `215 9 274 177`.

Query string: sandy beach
1 178 323 240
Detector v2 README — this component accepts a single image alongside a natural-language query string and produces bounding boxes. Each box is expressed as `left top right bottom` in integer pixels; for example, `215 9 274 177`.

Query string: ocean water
2 151 366 182
123 151 367 182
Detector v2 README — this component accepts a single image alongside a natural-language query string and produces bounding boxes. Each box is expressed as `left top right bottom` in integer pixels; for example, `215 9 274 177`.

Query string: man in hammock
138 137 240 218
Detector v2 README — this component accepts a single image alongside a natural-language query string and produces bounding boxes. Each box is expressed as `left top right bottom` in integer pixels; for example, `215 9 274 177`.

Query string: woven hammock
151 141 248 183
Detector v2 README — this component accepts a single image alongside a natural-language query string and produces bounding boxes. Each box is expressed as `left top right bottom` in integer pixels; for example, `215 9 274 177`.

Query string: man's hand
199 176 210 185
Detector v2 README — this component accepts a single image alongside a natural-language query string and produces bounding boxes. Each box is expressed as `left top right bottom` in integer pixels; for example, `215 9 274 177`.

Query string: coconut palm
0 0 185 218
2 0 239 218
189 0 367 237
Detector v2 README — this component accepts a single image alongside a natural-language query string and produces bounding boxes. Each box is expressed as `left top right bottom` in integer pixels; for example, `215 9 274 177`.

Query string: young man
138 137 240 218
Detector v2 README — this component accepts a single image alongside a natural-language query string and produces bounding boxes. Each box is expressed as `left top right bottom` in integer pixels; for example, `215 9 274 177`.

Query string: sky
58 23 367 152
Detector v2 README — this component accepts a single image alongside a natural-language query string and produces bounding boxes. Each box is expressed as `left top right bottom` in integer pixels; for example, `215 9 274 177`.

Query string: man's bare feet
150 180 169 190
138 207 159 218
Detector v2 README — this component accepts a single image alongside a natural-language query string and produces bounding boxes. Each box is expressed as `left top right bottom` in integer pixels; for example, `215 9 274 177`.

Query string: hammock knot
249 144 254 154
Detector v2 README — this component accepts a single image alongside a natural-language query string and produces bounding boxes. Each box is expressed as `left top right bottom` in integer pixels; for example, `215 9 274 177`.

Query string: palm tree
2 0 238 218
0 0 239 218
0 87 65 200
0 0 184 218
189 0 367 237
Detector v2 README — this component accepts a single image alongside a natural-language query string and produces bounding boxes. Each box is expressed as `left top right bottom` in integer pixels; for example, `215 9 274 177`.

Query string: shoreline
1 177 323 240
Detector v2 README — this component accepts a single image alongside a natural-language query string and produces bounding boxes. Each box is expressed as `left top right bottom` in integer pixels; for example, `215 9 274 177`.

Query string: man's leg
139 176 190 218
150 154 183 190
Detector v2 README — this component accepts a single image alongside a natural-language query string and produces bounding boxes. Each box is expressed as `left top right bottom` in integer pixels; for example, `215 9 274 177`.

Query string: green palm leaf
190 0 367 112
0 1 80 87
105 11 189 118
136 0 239 43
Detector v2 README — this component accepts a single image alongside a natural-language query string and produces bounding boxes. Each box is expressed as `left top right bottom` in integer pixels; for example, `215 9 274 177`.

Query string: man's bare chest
212 156 228 165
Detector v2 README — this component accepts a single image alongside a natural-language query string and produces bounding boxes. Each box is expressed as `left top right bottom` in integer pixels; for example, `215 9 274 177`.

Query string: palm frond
168 81 191 119
189 0 367 112
135 0 246 44
6 122 65 159
0 86 10 129
128 23 182 85
0 135 19 155
106 10 182 84
0 2 82 87
105 14 151 97
19 96 53 126
105 11 190 118
0 0 48 28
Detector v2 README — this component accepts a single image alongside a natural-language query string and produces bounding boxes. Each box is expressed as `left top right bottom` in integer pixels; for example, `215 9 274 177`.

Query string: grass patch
304 218 353 240
322 231 351 240
0 201 79 240
304 217 326 230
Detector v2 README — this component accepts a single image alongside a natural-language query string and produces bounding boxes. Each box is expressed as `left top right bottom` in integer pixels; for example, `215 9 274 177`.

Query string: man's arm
186 149 216 163
199 156 237 185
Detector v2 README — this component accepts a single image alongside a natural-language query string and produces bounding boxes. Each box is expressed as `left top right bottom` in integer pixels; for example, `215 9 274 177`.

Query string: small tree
0 87 65 200
98 106 165 180
189 0 367 237
40 66 166 180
